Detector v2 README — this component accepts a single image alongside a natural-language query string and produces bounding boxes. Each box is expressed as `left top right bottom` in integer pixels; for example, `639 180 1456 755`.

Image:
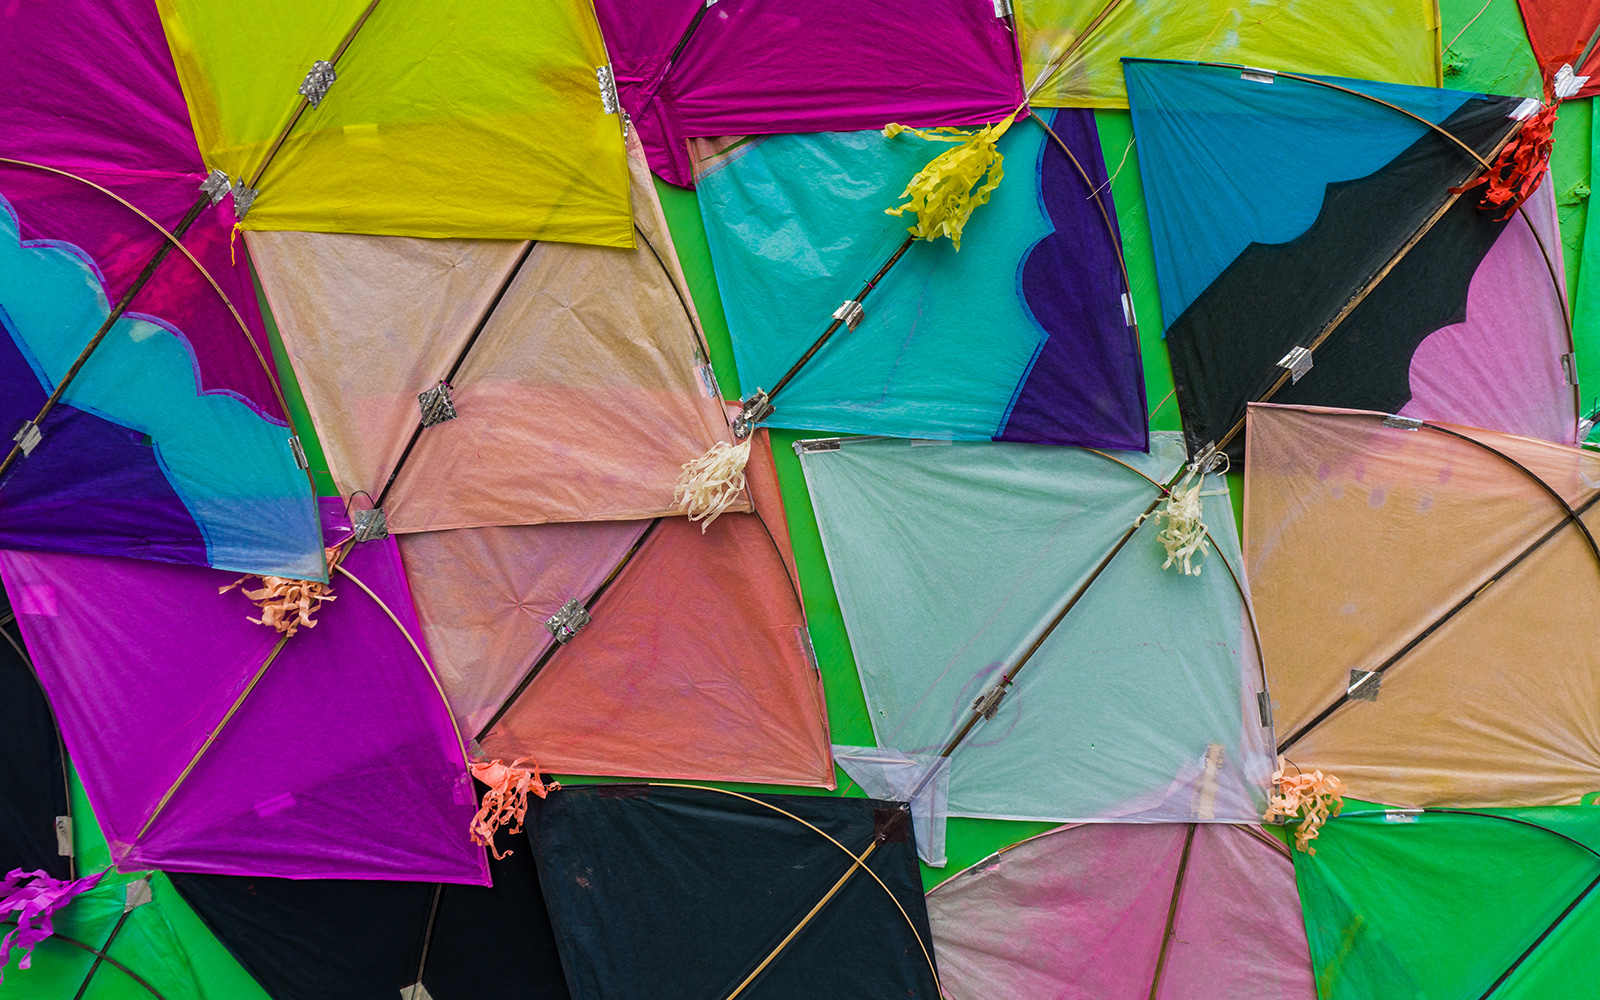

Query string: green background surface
4 1 1589 994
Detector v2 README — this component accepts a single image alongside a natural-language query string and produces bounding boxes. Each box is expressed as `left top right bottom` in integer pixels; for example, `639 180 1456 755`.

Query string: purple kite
595 0 1026 185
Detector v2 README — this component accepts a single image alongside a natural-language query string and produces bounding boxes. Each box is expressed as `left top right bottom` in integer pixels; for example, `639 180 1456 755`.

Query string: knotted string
469 758 557 859
1265 758 1345 854
0 868 104 983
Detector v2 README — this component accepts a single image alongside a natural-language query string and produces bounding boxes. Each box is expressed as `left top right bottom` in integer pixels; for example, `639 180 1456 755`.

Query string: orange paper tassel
1265 757 1345 855
469 758 557 859
219 546 340 637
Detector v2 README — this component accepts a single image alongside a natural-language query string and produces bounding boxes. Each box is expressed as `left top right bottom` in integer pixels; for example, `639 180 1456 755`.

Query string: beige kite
251 136 739 533
1245 402 1600 809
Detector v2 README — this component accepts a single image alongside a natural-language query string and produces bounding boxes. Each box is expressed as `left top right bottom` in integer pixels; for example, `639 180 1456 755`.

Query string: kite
155 0 632 244
170 824 566 1000
694 108 1146 449
0 593 70 881
1294 804 1600 998
0 500 486 883
0 0 322 580
927 822 1315 1000
1019 0 1440 107
796 432 1275 849
0 765 273 1000
590 0 1023 186
252 136 735 534
1244 402 1600 809
401 432 834 789
1515 1 1600 100
529 783 939 1000
1126 59 1578 463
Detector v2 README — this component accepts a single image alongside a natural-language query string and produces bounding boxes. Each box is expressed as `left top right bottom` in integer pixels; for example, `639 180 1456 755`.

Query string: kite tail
1265 759 1345 855
219 545 343 636
883 108 1021 250
675 437 751 533
0 868 104 983
1143 468 1213 576
469 758 556 859
1452 99 1562 222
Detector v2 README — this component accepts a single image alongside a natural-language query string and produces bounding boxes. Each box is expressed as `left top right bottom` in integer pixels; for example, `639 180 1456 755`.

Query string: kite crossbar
0 156 313 497
1277 460 1600 753
644 783 942 998
0 918 171 1000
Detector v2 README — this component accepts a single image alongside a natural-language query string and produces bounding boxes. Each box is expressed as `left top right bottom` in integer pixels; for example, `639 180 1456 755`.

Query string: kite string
1444 0 1497 56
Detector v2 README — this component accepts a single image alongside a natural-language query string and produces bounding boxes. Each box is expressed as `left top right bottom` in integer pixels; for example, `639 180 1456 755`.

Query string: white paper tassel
675 438 750 533
1145 469 1212 575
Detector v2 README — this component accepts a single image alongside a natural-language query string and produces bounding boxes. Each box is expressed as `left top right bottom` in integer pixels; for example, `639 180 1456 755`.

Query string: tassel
1452 101 1558 221
675 437 751 533
883 109 1020 251
1264 758 1345 855
0 868 104 983
219 545 341 636
1142 469 1212 576
469 758 557 859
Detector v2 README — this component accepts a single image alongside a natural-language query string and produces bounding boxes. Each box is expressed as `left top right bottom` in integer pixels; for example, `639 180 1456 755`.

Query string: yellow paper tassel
675 438 751 533
1265 758 1346 855
882 110 1019 251
1143 469 1212 576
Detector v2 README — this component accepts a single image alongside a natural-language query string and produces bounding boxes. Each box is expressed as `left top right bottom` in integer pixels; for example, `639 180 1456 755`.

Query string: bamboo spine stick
0 189 214 482
1146 823 1198 1000
1278 475 1600 753
720 840 879 1000
736 235 916 435
473 517 663 742
241 0 384 195
372 239 538 512
906 455 1204 798
69 887 139 1000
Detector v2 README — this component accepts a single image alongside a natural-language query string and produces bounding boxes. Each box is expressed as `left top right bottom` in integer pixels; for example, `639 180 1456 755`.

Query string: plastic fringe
883 110 1020 251
1265 759 1345 855
675 437 750 533
0 868 104 983
219 546 342 636
1452 102 1558 221
469 758 556 859
1143 470 1212 575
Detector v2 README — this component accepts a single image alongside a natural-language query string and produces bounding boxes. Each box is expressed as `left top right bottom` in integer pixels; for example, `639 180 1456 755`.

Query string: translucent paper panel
157 0 631 244
3 873 209 1000
593 0 1024 186
253 139 734 531
1126 61 1574 455
928 824 1314 1000
0 502 485 883
0 194 320 579
1020 0 1439 107
410 435 834 788
694 111 1146 447
1245 404 1600 807
798 433 1274 823
1295 808 1600 999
